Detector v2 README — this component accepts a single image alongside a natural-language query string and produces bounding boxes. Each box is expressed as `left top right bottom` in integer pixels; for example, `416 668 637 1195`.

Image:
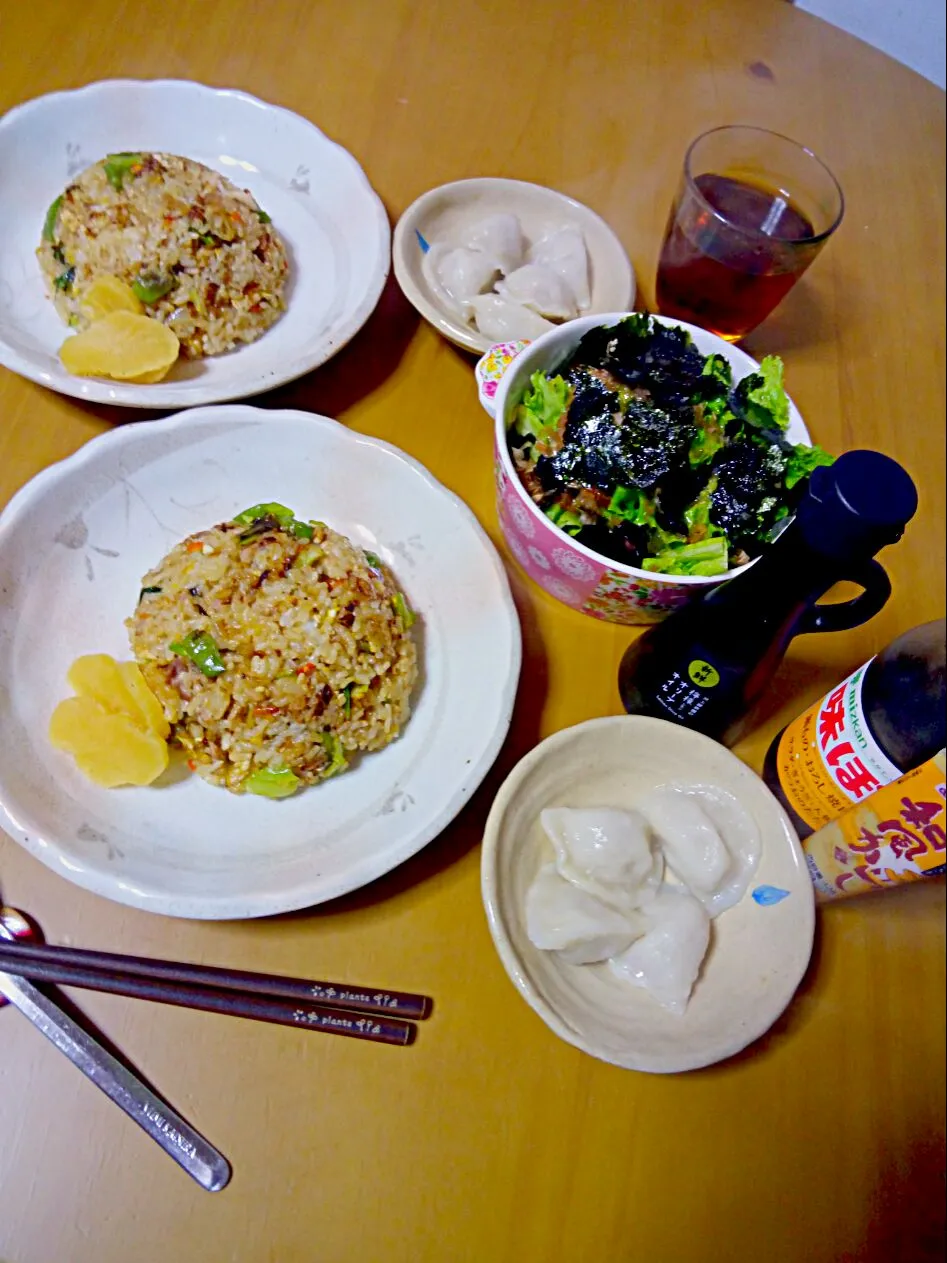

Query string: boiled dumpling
464 213 525 275
608 885 710 1014
497 263 578 321
540 807 662 909
466 293 556 342
528 226 591 310
422 243 501 317
525 864 643 964
638 785 761 916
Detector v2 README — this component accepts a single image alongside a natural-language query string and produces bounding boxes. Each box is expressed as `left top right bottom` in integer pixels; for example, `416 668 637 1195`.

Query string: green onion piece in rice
363 551 383 571
392 591 416 628
103 152 144 191
132 272 174 304
255 207 272 224
235 502 296 525
342 683 353 716
320 733 348 778
233 503 314 540
54 267 76 292
169 629 226 678
296 543 323 567
138 584 163 604
43 195 64 242
244 766 301 799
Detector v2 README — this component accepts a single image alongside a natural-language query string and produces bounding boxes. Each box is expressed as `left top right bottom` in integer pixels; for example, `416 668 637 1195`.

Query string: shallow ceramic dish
482 313 812 625
0 407 521 919
392 178 635 354
481 716 814 1073
0 80 390 408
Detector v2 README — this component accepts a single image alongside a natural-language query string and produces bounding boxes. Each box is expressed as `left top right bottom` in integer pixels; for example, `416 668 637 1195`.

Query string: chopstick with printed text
0 940 430 1044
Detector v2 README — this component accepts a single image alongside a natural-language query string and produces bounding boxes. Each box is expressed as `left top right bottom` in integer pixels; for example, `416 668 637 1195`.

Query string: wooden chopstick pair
0 938 431 1047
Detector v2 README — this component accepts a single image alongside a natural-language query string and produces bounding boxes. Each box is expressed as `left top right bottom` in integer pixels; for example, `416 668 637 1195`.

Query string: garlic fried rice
126 507 418 796
38 152 289 358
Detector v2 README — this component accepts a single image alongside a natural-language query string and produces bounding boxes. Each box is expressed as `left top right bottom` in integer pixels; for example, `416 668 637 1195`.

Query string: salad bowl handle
474 340 531 417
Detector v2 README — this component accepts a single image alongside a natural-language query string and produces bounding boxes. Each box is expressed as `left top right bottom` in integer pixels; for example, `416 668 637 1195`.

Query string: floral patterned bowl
478 313 811 625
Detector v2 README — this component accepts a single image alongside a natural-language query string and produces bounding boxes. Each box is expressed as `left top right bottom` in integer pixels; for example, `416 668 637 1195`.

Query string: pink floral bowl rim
487 311 812 588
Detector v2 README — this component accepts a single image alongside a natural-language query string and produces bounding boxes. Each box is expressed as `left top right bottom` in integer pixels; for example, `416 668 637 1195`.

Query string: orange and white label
774 660 902 831
802 752 946 900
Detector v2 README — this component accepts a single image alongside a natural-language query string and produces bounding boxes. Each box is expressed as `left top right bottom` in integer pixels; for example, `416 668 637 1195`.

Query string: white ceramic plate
482 717 815 1073
0 407 521 918
0 80 390 407
393 178 635 354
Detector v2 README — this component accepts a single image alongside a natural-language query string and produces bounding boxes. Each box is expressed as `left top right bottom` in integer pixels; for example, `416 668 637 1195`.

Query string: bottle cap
797 450 918 559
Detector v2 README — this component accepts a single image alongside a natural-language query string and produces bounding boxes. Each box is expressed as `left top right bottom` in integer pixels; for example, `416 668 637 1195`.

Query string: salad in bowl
485 313 831 624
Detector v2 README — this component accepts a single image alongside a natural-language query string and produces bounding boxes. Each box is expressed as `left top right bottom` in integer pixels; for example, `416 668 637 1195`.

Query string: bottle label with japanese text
775 659 903 831
802 751 946 900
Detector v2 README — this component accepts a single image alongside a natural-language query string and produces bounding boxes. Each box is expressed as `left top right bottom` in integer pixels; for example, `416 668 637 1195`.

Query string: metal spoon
0 907 231 1192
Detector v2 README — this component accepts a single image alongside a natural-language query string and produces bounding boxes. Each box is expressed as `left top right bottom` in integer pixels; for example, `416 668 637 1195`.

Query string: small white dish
0 406 521 919
0 80 390 408
481 716 815 1073
392 178 635 354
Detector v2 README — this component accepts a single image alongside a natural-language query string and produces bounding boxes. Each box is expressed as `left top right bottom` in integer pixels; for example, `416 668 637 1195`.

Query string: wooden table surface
0 2 944 1260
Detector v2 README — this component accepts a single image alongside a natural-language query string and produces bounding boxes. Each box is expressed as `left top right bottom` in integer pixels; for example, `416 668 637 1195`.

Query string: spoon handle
0 925 230 1192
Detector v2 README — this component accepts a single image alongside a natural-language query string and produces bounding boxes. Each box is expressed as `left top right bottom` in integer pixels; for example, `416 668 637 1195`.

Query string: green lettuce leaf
604 485 656 529
545 503 584 536
641 537 729 577
689 399 730 467
731 355 790 432
701 352 732 392
513 372 570 441
683 478 725 542
783 443 835 489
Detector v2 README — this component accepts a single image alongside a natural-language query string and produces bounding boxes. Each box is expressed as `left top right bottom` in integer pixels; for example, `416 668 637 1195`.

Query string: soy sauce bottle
618 451 918 747
763 619 946 839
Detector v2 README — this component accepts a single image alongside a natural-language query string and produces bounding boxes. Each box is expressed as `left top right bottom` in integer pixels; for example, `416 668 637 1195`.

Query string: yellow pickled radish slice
123 368 170 384
49 695 106 755
79 275 144 321
118 660 170 739
67 653 141 724
59 310 179 382
49 695 169 787
65 653 169 739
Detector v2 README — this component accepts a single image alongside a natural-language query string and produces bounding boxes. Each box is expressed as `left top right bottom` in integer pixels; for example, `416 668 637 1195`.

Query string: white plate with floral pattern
0 406 521 918
0 80 390 407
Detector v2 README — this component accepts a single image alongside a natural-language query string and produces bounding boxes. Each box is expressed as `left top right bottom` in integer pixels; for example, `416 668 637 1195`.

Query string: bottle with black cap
617 450 919 747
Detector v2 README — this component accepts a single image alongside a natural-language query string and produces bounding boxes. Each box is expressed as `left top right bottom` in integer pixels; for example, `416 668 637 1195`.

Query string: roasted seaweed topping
710 441 786 546
508 314 835 575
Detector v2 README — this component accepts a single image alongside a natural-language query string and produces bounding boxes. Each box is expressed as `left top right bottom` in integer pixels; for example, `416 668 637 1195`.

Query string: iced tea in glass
655 126 844 340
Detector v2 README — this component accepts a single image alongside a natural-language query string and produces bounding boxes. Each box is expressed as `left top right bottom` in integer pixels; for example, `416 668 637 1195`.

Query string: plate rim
0 404 523 918
480 714 816 1073
0 78 391 408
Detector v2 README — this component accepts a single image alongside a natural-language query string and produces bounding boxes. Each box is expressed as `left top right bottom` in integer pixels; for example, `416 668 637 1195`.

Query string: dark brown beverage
656 173 818 341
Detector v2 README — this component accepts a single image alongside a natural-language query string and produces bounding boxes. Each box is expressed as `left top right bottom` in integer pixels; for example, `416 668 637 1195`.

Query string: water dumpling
608 885 711 1015
497 263 578 321
528 225 591 310
464 213 525 275
525 863 643 964
465 293 556 342
637 785 760 916
422 243 501 316
540 806 662 908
